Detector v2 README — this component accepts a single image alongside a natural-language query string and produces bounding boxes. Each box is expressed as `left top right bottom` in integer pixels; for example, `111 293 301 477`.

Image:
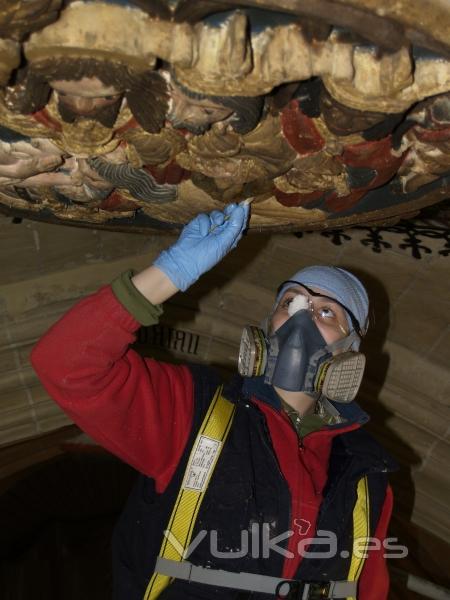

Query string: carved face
50 76 123 118
167 81 234 134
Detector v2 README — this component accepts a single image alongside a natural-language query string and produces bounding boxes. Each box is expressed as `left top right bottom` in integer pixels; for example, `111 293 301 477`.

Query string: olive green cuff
111 270 163 326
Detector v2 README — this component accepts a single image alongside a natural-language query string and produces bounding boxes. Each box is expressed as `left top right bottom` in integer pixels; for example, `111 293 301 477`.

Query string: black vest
112 366 396 599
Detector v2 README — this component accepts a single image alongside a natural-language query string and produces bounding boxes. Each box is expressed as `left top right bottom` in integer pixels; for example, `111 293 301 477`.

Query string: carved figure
7 59 168 139
395 94 450 193
0 128 120 214
272 81 406 212
0 1 178 213
175 113 295 203
0 136 62 186
164 71 265 136
155 73 286 202
0 1 449 231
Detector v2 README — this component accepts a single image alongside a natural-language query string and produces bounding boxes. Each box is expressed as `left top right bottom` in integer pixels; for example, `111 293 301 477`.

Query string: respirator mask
238 291 366 403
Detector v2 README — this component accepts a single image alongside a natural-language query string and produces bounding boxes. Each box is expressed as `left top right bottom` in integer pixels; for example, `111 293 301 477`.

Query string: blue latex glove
153 203 249 291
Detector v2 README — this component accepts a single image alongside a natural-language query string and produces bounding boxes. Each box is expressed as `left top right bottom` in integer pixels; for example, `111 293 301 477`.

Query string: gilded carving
0 0 449 231
0 0 61 40
395 94 450 193
176 114 296 197
0 39 20 86
323 49 450 114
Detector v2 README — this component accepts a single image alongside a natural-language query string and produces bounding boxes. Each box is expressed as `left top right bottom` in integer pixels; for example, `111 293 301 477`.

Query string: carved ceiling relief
0 0 449 232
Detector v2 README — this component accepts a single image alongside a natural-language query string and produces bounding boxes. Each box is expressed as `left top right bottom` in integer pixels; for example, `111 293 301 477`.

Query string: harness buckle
306 582 331 599
275 580 331 599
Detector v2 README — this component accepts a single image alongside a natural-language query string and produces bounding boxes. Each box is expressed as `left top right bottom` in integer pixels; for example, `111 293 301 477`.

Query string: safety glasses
276 280 363 338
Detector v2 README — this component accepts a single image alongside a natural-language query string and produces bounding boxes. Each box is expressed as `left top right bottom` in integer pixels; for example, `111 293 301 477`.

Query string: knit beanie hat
276 266 369 342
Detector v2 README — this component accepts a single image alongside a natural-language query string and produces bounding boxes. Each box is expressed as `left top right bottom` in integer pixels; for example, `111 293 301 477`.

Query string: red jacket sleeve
30 285 194 493
357 484 394 599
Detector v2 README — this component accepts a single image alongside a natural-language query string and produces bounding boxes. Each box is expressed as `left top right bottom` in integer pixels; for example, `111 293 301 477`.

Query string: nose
169 95 203 126
170 95 188 120
61 96 98 115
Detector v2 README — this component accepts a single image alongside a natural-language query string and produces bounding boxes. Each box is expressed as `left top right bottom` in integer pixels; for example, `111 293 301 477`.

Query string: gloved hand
153 202 249 291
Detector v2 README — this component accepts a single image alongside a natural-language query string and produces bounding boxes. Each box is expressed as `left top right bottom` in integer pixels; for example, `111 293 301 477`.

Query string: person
31 203 396 600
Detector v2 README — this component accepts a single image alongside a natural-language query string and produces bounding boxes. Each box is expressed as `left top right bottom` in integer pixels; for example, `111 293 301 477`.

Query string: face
270 285 349 346
167 82 234 134
50 77 122 117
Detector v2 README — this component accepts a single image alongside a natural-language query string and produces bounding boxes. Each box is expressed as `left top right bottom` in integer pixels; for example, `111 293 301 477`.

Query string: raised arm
133 202 249 301
30 204 249 491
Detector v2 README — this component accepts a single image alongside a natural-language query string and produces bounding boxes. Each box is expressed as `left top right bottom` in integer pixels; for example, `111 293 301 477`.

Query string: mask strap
260 315 271 336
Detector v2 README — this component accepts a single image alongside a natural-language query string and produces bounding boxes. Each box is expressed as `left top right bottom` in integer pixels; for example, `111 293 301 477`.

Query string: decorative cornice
294 218 450 259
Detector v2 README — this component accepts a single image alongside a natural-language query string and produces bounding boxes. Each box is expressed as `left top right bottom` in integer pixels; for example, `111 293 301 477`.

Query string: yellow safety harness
144 385 235 600
144 385 371 600
346 475 370 599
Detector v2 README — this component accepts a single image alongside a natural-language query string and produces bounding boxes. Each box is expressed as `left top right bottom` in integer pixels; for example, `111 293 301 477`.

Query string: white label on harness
183 435 221 492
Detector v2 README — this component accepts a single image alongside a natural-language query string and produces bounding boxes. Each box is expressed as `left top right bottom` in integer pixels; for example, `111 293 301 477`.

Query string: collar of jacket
235 375 370 428
223 374 398 475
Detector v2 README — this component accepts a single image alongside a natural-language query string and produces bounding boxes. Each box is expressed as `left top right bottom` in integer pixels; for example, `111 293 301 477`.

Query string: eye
281 297 294 309
317 306 336 319
202 108 215 116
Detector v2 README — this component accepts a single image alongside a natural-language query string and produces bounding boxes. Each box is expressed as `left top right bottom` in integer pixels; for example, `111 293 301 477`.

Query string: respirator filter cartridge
315 352 366 403
238 326 268 377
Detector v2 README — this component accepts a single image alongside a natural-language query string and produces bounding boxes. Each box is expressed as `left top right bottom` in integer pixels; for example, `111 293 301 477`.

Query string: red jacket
31 285 393 598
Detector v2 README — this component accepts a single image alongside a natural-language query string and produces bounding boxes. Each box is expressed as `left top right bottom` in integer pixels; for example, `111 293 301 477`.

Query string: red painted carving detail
413 124 450 143
274 188 324 208
98 191 137 211
280 100 325 155
144 162 190 185
33 109 63 132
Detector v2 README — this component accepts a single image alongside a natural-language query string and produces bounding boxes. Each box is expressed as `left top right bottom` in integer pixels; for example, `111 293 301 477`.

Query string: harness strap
144 386 372 600
154 556 358 599
346 475 370 599
144 385 236 600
